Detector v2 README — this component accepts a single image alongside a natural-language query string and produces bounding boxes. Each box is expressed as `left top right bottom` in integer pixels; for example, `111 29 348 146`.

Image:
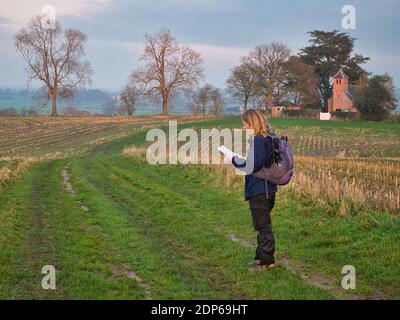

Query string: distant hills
0 88 194 115
0 87 398 115
0 88 112 114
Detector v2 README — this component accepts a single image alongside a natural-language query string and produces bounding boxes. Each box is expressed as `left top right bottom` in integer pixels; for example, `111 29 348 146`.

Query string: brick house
328 69 358 113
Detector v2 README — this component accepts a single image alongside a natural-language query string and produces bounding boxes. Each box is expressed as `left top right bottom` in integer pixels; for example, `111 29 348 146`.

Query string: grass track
68 155 331 299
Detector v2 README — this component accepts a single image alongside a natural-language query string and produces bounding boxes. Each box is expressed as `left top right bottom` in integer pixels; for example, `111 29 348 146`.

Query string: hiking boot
260 263 275 270
249 260 275 272
249 262 275 272
248 259 261 268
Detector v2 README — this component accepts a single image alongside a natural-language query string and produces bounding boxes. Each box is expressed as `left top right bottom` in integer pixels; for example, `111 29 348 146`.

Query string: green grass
0 115 399 299
0 157 331 299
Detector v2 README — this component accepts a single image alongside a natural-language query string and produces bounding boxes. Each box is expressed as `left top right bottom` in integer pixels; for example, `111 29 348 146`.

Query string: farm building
271 103 302 117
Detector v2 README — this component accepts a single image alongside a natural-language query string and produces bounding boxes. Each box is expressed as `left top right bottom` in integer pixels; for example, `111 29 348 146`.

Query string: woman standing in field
225 109 278 270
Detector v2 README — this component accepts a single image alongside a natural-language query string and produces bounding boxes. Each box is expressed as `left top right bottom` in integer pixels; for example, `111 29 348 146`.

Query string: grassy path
68 156 331 299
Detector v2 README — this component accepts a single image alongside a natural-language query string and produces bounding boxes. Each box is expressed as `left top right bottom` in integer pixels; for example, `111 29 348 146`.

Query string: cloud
191 43 249 68
90 39 144 54
188 43 250 87
0 0 111 31
367 54 400 67
127 0 236 11
90 40 250 74
365 53 400 85
85 40 250 88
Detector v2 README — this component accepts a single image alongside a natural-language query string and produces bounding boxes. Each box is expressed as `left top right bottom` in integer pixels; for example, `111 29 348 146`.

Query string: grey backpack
253 134 294 187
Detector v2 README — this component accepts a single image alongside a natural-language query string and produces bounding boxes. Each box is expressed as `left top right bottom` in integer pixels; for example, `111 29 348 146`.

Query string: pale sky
1 0 399 90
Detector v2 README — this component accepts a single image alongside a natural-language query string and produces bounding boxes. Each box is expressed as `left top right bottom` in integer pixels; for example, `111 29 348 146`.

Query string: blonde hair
241 109 274 137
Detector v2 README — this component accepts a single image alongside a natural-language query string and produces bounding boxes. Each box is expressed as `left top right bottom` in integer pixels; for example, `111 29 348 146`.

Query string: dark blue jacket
232 134 278 201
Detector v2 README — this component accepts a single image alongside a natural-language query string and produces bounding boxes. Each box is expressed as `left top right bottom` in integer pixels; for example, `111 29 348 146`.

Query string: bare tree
192 84 224 116
283 56 320 106
192 84 213 115
102 97 118 116
133 29 204 115
226 61 256 111
209 87 224 115
15 16 92 116
119 79 141 116
244 42 291 111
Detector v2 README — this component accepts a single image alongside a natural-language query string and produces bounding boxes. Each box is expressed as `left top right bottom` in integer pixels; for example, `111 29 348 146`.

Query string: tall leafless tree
244 42 291 111
226 61 257 111
15 16 92 116
133 29 204 115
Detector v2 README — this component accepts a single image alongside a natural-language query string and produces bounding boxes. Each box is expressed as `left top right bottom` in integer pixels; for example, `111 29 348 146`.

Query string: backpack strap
271 136 282 164
263 167 271 200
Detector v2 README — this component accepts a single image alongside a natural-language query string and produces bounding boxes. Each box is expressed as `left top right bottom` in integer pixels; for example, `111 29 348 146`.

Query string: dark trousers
249 193 276 265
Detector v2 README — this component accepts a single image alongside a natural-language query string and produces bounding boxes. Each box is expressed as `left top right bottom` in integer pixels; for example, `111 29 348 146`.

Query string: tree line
14 16 397 121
